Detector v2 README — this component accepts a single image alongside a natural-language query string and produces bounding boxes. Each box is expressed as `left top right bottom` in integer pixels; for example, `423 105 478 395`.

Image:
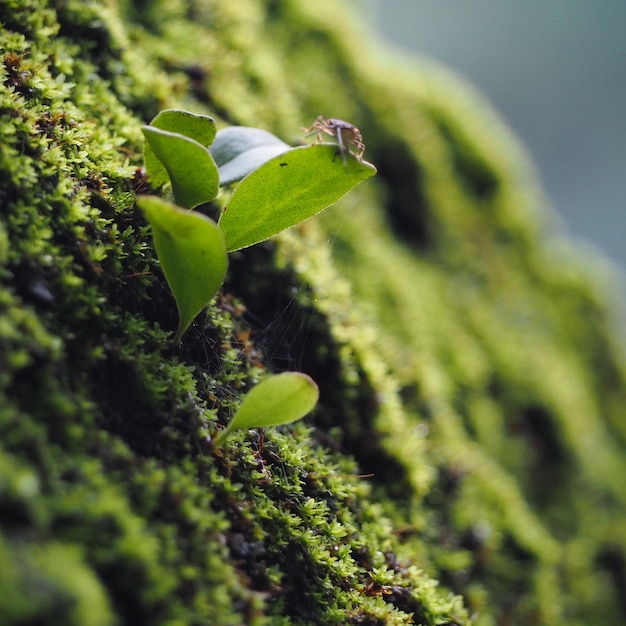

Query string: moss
0 536 115 626
1 0 626 624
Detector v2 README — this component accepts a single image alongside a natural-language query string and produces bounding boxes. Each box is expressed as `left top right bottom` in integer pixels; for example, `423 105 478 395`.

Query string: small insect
304 115 366 163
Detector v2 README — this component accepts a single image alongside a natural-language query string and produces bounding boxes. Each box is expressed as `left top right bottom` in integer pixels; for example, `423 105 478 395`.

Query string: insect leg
336 127 348 165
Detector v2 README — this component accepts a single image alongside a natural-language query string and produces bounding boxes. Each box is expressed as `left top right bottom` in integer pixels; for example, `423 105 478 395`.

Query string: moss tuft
1 0 626 624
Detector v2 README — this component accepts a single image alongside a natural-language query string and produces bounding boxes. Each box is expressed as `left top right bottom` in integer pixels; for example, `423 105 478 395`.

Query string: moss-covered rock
1 0 625 624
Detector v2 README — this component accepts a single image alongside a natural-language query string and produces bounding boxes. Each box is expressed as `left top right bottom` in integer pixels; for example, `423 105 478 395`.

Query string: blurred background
367 1 626 287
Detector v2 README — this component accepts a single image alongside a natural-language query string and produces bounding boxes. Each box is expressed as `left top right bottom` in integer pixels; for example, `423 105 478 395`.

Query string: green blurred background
370 1 626 284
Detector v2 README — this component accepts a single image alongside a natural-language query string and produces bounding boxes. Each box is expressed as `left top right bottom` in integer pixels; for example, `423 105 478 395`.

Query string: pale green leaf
213 372 319 445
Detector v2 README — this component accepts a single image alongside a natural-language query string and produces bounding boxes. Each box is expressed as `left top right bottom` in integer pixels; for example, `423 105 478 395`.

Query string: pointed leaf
141 126 219 209
137 195 228 342
144 110 217 188
210 126 291 185
219 144 376 251
213 372 319 445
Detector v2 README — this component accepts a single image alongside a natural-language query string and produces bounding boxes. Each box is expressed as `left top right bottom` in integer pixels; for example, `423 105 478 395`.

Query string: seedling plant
137 109 376 442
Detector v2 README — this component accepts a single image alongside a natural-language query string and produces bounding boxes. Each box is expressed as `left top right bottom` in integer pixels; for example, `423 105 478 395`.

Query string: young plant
212 372 319 446
138 111 367 439
139 109 376 340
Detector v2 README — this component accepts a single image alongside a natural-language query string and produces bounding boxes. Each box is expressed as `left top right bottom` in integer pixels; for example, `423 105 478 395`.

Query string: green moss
0 537 115 626
1 0 626 624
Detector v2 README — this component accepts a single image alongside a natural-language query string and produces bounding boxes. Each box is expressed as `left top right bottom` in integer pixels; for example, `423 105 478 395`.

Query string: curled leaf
141 126 219 209
137 195 228 343
144 110 217 188
213 372 319 445
210 126 291 186
218 144 376 251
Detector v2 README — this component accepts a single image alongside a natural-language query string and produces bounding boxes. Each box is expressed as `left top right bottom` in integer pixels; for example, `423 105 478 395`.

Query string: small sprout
137 109 377 342
213 372 319 446
304 116 366 163
136 195 228 343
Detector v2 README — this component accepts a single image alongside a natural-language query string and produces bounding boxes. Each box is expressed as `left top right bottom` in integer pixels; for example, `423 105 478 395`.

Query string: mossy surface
1 0 625 624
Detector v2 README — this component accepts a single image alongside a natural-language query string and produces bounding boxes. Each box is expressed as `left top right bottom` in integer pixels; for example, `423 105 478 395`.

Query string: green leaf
151 109 217 146
144 110 217 188
137 195 228 343
218 144 377 252
210 126 291 186
141 126 219 209
213 372 319 446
